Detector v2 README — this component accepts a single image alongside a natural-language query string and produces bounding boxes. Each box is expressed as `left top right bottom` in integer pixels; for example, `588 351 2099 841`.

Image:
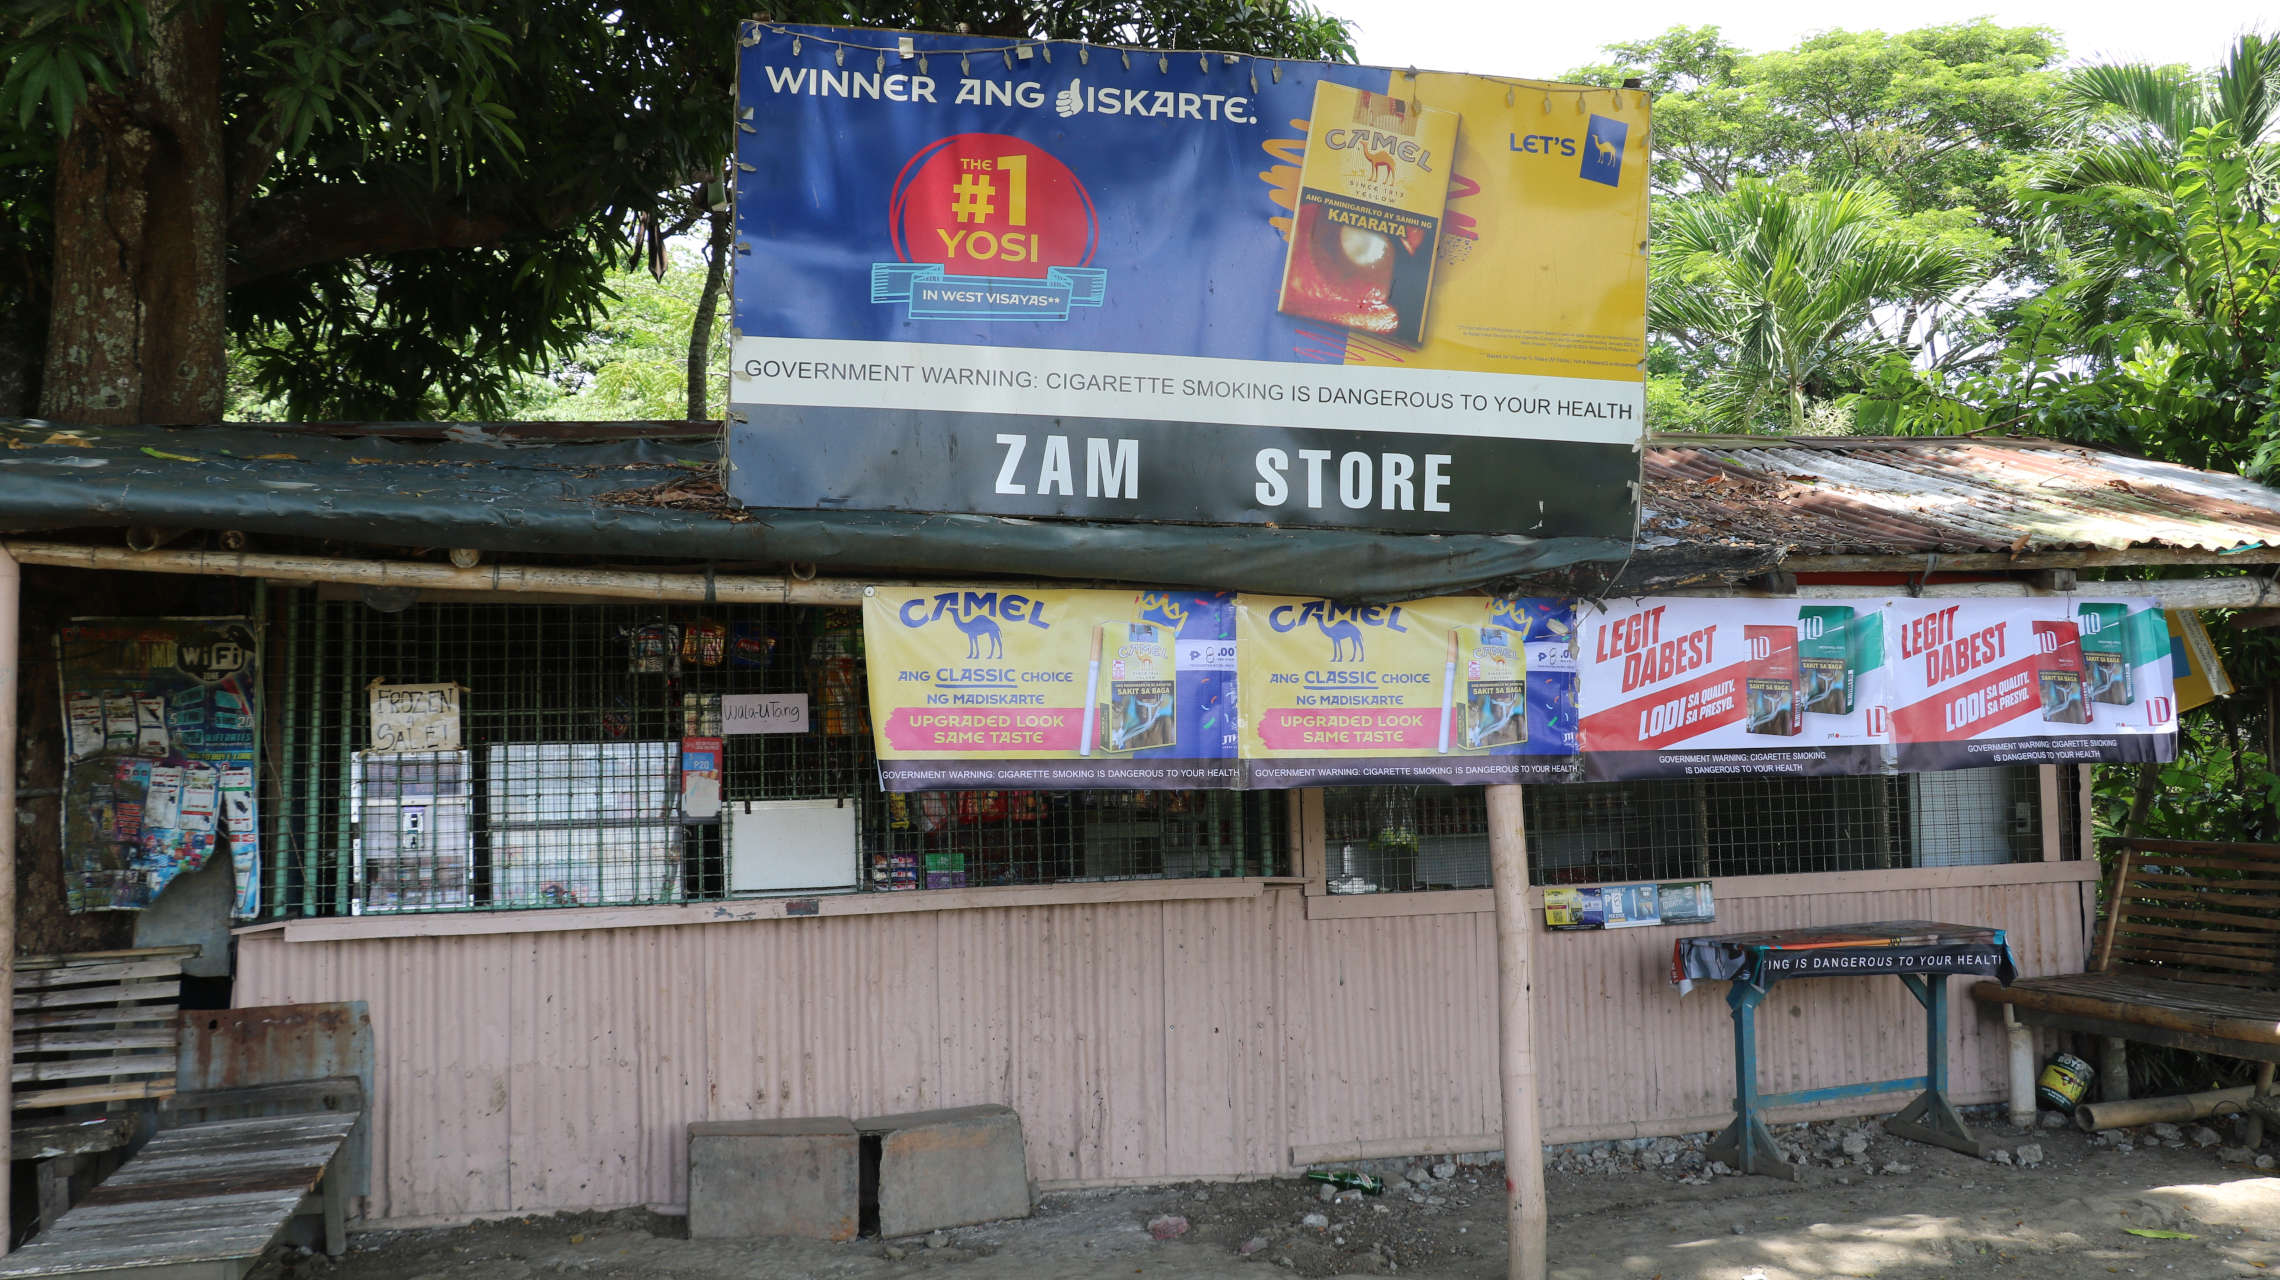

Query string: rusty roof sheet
1641 437 2280 558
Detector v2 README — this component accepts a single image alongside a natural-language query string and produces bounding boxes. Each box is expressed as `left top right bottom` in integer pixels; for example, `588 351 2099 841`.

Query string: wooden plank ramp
0 1112 358 1279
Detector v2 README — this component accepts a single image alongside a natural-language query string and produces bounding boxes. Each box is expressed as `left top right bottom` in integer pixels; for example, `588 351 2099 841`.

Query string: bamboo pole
0 547 19 1255
1485 782 1545 1280
1697 577 2278 609
1 542 872 606
8 540 2278 609
2074 1085 2260 1131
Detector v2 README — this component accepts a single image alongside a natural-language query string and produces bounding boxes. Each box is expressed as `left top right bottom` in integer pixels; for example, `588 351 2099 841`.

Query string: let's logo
1580 114 1628 187
897 591 1051 660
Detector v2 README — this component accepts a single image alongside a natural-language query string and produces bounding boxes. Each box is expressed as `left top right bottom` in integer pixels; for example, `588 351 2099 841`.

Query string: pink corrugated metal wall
236 876 2089 1223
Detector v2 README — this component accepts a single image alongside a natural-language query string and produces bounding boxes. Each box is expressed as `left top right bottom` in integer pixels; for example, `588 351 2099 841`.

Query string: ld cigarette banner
1578 598 1889 780
728 24 1647 537
1578 596 2174 779
1886 598 2175 772
1235 596 1578 786
864 587 1238 790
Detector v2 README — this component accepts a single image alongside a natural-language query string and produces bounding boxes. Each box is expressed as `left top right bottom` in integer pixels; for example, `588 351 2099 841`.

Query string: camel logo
1363 140 1396 182
896 590 1052 660
1322 127 1434 176
1580 115 1627 188
1265 600 1409 663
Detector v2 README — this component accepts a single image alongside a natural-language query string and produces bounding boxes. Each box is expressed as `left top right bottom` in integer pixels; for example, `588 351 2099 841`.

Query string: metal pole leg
1705 982 1798 1180
1885 975 1987 1157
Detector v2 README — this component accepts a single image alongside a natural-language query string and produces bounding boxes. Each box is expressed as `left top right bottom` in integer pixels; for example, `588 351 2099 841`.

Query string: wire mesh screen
1320 767 2047 893
266 595 1285 918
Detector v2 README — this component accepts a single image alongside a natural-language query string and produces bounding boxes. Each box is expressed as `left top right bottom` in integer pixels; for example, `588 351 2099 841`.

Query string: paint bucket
2036 1052 2095 1112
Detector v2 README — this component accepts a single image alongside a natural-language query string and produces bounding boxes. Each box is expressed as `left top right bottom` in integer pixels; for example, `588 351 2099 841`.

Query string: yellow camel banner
1234 594 1578 786
862 587 1240 791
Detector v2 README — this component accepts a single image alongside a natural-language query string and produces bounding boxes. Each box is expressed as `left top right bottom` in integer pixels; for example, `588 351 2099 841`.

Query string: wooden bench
0 1105 360 1280
1972 838 2280 1127
13 948 199 1232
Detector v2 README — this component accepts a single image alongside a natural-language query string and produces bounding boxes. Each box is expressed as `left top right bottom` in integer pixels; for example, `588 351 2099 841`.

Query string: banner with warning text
728 24 1648 537
1234 595 1578 786
863 587 1238 790
1577 596 2175 780
863 591 2174 789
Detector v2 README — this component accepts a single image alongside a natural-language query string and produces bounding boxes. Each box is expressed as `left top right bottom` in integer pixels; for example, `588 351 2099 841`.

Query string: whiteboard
725 799 859 893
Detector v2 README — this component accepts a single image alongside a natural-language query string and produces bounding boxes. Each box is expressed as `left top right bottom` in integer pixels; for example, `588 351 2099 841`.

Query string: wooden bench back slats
2097 838 2280 989
11 947 188 1114
2111 920 2276 951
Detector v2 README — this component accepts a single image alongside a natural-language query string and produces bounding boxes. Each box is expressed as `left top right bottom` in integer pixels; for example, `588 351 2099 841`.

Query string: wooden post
1485 783 1545 1280
0 548 19 1256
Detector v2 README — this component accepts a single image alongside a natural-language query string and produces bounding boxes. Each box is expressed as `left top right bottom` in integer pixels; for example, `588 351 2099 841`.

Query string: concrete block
860 1105 1031 1237
687 1117 859 1240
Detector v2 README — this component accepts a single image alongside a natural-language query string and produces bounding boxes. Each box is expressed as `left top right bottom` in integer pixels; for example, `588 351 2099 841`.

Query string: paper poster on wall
863 588 1238 790
1235 595 1577 786
1576 598 1888 780
58 618 262 915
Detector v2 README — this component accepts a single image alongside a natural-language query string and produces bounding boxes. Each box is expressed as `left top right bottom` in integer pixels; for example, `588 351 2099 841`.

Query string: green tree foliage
1857 35 2280 471
1649 182 1990 431
2 0 1355 421
1576 23 2064 236
1574 22 2065 433
521 248 732 423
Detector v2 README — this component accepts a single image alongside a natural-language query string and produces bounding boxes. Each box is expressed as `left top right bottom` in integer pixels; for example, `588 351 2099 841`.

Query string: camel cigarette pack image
1277 82 1458 345
2076 603 2138 706
1743 625 1803 737
1457 626 1527 750
1095 622 1177 755
2034 621 2092 724
1797 605 1858 716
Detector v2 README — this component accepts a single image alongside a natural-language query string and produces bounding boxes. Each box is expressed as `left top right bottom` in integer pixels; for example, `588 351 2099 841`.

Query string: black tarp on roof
0 420 1772 599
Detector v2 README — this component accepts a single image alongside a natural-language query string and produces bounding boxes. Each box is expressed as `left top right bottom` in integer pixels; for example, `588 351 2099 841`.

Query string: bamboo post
1485 782 1545 1280
0 547 20 1255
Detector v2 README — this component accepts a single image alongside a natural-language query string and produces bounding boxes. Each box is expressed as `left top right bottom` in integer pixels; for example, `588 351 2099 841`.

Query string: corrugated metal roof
1643 436 2280 557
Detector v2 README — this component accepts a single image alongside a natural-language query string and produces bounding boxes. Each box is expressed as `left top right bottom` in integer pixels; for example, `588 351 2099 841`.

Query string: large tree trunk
38 3 226 425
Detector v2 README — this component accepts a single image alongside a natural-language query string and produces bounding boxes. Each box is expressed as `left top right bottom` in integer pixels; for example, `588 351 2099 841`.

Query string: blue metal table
1673 920 2017 1180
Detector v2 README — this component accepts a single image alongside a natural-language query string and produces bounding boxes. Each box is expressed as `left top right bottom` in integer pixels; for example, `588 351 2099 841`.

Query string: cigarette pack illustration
1095 622 1176 754
1277 82 1458 345
1798 605 1858 716
2076 603 2136 706
1543 886 1602 930
1457 626 1527 750
1743 624 1803 736
2034 620 2092 724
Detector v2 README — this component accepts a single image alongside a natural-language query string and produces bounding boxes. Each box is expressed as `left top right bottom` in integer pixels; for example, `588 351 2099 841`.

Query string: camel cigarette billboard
727 23 1649 536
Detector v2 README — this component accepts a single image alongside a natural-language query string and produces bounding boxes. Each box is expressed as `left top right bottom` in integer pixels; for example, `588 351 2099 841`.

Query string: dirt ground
274 1110 2280 1280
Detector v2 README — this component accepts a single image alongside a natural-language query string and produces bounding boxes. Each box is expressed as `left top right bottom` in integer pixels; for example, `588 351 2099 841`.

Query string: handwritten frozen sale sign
727 23 1648 535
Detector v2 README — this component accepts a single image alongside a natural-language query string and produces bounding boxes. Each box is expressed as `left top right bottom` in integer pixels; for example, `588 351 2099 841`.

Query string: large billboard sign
727 23 1649 536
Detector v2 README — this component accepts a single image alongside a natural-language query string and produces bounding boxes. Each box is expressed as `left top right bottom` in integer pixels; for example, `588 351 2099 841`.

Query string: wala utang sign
725 23 1648 536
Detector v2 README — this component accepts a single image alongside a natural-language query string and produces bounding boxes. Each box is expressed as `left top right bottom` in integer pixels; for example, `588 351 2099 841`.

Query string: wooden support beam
1486 783 1545 1280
